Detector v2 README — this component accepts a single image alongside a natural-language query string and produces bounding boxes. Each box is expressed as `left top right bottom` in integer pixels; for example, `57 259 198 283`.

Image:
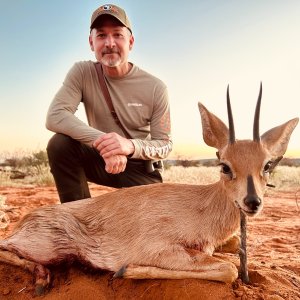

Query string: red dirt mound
0 185 299 299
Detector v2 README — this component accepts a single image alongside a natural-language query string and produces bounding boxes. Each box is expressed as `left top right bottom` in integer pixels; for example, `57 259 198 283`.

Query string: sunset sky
0 0 299 158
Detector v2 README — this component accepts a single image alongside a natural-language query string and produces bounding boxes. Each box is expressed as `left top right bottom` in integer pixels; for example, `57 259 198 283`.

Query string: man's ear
129 34 134 51
89 34 95 51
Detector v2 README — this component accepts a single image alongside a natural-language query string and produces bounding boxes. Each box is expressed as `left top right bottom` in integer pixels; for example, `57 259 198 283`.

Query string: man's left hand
103 155 127 174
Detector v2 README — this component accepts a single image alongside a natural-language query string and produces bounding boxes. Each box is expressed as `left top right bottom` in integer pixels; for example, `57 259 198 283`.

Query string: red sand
0 184 299 300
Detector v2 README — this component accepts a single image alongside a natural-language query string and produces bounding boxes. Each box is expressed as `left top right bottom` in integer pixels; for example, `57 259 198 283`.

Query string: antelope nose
243 195 261 211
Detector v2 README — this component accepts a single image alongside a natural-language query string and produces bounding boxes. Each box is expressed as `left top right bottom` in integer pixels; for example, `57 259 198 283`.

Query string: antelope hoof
216 262 239 283
113 265 127 278
225 263 239 283
35 284 46 296
34 265 51 295
34 278 50 296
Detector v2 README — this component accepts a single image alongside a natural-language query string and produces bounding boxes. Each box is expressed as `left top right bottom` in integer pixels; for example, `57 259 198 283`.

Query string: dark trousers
47 134 162 203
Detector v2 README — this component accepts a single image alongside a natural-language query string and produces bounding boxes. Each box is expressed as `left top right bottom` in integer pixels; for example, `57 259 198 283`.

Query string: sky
0 0 299 158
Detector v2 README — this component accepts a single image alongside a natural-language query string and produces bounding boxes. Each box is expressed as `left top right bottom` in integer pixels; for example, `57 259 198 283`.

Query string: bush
0 150 54 187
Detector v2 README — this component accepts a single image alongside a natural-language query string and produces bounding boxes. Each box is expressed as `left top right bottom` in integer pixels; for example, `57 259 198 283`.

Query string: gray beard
101 58 121 67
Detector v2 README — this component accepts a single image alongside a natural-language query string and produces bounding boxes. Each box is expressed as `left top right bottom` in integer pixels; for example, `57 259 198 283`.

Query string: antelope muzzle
242 175 262 215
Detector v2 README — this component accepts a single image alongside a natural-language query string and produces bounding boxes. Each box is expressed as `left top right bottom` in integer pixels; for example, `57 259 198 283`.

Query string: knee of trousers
47 133 80 161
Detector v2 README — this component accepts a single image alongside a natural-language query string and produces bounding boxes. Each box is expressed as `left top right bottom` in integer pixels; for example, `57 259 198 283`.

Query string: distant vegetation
0 150 52 186
0 150 299 191
164 157 300 169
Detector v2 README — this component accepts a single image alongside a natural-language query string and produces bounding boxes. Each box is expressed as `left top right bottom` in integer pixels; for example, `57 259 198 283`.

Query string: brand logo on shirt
128 103 143 107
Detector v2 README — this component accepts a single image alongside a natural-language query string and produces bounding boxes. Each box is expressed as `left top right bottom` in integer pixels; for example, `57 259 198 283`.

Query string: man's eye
97 34 106 38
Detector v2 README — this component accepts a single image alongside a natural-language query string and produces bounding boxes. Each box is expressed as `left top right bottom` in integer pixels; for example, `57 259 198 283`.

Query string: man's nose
104 35 116 47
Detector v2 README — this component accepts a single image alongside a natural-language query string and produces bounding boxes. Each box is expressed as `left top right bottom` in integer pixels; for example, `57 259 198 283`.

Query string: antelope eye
263 161 273 173
220 163 232 175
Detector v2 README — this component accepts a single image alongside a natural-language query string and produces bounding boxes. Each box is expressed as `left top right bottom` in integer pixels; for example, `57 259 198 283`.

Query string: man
46 4 172 203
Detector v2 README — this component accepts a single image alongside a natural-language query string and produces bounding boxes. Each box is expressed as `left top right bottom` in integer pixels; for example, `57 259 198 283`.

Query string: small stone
237 286 247 293
2 287 11 295
234 290 244 297
232 281 240 289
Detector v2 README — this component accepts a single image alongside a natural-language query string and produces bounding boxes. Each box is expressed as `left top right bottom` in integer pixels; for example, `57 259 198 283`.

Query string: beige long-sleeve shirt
46 61 172 160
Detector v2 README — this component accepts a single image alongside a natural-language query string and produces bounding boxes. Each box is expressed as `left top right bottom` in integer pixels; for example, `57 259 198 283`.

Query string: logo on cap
102 5 111 10
99 4 119 14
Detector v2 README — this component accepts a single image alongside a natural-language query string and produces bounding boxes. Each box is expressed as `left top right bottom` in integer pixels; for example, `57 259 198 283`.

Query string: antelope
0 84 298 295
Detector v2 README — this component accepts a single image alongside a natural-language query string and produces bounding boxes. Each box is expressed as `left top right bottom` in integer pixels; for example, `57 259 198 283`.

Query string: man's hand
93 132 134 158
103 155 127 174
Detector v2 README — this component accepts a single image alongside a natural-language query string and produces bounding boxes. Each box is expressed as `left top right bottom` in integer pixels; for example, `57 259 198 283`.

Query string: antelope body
0 85 298 294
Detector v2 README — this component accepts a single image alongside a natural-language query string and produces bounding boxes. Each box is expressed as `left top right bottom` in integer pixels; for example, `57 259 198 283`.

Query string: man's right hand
103 155 127 174
93 132 134 158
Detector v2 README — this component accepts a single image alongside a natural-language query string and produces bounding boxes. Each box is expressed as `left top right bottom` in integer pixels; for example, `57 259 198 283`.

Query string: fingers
93 133 122 157
101 141 124 158
93 132 116 151
104 155 127 174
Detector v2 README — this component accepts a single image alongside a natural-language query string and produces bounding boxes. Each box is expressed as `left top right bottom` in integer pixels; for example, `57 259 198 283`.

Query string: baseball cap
90 4 132 33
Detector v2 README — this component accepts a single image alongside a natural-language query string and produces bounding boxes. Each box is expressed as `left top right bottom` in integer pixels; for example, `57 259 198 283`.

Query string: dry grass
163 165 300 192
268 166 300 190
163 166 220 185
0 164 299 192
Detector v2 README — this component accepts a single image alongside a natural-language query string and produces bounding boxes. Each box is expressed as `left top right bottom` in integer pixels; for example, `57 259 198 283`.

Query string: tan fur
0 101 298 289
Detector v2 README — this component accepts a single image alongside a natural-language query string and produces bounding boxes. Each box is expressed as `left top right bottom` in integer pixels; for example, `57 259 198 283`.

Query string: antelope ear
261 118 299 157
198 102 229 149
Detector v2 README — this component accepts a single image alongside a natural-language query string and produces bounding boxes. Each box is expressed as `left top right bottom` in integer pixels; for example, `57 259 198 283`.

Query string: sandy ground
0 184 299 300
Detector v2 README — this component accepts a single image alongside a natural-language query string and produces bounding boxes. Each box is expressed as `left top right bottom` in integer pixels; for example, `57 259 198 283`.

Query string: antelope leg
0 250 51 295
215 234 240 254
115 260 238 283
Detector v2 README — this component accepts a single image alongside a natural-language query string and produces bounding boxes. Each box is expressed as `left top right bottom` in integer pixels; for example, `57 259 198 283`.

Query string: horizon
1 143 299 161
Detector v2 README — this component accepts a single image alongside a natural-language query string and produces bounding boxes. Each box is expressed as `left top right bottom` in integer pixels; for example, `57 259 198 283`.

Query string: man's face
89 17 134 68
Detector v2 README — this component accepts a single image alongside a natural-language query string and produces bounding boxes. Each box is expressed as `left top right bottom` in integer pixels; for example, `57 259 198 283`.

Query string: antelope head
199 83 298 217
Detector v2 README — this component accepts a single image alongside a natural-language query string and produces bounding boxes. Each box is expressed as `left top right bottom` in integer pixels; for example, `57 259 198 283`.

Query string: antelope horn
253 82 262 142
227 85 235 144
